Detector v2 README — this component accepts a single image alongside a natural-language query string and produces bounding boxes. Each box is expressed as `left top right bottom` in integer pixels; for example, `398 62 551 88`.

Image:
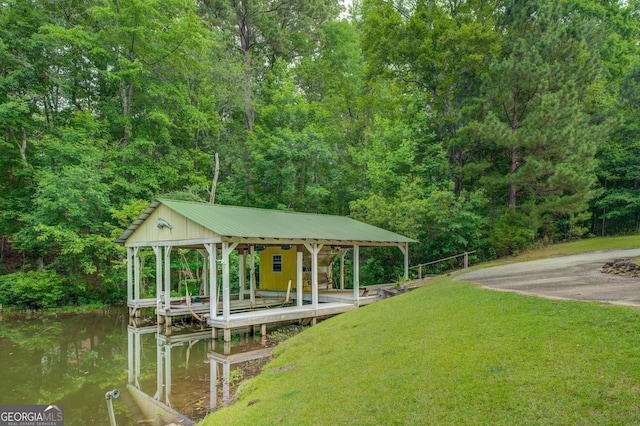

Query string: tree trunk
209 152 220 204
508 146 517 208
119 81 134 145
236 1 255 194
19 127 27 165
507 92 519 209
119 33 136 146
238 1 254 132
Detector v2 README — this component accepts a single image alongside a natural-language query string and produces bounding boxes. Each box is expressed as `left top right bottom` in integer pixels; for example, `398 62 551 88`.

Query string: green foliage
479 1 604 239
2 0 640 306
488 209 535 257
0 271 68 309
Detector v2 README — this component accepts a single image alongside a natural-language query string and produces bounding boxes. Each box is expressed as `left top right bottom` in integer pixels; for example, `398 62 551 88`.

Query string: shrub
488 209 535 256
0 271 67 309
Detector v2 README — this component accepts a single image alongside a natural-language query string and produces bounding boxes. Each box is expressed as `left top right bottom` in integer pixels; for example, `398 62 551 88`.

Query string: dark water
0 309 275 425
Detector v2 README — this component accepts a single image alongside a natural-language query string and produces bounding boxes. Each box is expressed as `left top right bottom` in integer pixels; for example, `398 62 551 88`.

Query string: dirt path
455 248 640 307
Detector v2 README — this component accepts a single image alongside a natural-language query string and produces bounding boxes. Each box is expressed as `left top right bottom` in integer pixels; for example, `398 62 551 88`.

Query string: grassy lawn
200 236 640 425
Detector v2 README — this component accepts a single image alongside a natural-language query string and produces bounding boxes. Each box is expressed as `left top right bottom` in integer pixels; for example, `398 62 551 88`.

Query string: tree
480 0 604 240
197 0 344 206
589 1 640 234
12 116 117 284
361 0 500 194
595 59 640 234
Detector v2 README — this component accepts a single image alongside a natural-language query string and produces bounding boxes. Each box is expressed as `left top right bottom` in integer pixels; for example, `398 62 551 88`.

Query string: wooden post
249 245 256 304
134 330 141 386
222 358 230 404
404 242 409 280
164 344 172 406
296 250 303 307
340 250 346 290
201 249 208 297
210 357 218 409
238 250 246 300
153 246 162 323
164 246 172 314
205 243 217 331
127 328 134 385
155 340 163 400
153 246 162 300
304 243 323 310
464 252 469 269
133 247 141 304
127 247 133 304
353 245 360 306
261 323 267 345
418 264 422 280
221 242 238 322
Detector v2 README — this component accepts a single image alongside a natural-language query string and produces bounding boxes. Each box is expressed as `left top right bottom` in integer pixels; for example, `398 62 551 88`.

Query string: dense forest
1 0 640 308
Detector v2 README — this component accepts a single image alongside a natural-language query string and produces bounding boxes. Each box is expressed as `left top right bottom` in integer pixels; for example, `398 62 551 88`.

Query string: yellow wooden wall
259 247 298 291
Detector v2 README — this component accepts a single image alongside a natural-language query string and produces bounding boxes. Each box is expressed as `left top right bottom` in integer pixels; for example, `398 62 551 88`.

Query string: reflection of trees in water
0 311 135 424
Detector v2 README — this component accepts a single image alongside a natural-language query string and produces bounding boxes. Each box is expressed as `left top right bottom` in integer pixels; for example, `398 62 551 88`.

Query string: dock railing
409 251 477 280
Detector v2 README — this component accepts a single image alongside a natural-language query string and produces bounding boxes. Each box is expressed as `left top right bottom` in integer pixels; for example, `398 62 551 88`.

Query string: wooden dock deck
127 296 288 318
128 286 392 341
208 302 356 329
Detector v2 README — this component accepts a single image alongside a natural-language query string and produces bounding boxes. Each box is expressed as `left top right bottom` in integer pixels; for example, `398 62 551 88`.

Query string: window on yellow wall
272 254 283 273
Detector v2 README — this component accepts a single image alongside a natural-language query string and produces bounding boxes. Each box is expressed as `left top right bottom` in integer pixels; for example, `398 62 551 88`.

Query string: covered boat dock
117 199 415 341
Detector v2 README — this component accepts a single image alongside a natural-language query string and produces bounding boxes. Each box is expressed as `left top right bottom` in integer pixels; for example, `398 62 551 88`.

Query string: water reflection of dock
126 324 275 424
208 338 274 408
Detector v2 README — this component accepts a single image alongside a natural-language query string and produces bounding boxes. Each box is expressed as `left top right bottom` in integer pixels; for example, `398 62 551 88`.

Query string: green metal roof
116 199 416 245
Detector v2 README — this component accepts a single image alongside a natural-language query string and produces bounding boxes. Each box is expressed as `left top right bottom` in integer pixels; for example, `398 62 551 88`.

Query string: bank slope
201 272 640 425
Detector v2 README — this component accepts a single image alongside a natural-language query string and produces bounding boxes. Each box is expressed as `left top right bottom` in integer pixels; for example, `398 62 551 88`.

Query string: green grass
200 236 640 425
503 234 640 262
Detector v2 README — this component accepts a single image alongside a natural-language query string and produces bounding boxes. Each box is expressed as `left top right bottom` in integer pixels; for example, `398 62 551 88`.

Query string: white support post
164 246 172 313
403 243 410 280
152 246 162 301
222 360 231 404
340 250 347 290
200 249 208 297
221 242 239 321
249 246 256 304
134 330 141 388
296 251 303 307
210 358 218 409
164 345 171 406
304 243 323 310
155 342 163 400
127 328 134 385
205 244 217 321
353 245 360 306
133 247 141 303
127 247 133 303
238 251 246 300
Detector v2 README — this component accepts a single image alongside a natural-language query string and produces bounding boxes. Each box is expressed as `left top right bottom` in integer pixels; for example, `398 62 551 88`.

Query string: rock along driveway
455 248 640 307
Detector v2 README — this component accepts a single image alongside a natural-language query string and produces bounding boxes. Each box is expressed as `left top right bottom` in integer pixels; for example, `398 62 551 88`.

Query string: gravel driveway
455 248 640 307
